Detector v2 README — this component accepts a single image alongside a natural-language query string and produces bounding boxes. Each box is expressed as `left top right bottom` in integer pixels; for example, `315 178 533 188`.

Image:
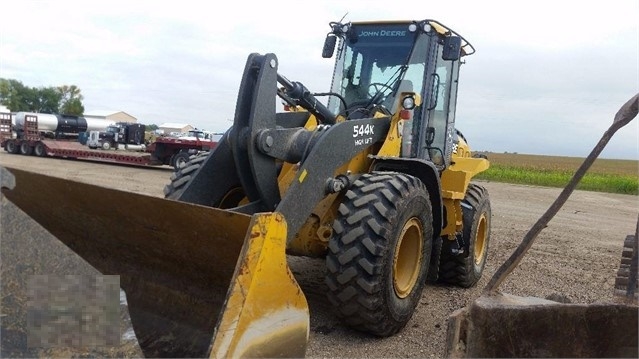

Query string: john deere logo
358 30 407 37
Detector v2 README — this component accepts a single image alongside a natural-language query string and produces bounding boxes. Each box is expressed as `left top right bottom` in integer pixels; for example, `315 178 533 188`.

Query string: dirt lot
1 151 637 358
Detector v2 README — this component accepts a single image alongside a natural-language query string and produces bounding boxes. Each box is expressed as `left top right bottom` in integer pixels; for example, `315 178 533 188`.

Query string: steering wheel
367 82 393 105
368 83 393 96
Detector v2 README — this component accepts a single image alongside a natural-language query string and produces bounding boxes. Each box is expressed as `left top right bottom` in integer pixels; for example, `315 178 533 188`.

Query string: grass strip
476 164 638 195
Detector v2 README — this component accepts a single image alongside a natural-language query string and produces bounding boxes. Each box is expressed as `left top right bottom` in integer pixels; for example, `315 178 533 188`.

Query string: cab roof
349 19 475 56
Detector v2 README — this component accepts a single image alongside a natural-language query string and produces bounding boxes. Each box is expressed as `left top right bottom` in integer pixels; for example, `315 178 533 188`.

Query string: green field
474 152 638 195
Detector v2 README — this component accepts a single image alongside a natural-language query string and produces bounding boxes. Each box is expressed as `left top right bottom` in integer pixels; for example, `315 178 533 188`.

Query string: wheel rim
20 143 29 154
393 217 423 298
7 141 16 152
474 213 488 265
176 156 187 168
35 143 44 156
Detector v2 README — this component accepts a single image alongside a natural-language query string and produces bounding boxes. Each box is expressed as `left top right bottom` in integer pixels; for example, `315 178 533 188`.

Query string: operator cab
322 20 474 169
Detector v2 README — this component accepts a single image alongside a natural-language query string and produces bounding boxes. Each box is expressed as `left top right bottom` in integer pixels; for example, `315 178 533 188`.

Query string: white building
85 110 137 123
158 123 194 135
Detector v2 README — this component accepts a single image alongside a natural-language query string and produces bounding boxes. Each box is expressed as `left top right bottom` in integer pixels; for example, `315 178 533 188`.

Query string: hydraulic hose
277 74 336 125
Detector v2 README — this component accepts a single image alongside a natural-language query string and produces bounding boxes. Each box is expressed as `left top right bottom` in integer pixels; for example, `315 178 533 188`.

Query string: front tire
164 151 245 208
172 152 191 170
438 183 491 287
164 152 208 197
326 172 433 337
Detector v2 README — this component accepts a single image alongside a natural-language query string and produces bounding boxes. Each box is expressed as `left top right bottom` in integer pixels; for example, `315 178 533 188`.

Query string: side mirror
322 35 337 58
442 36 462 61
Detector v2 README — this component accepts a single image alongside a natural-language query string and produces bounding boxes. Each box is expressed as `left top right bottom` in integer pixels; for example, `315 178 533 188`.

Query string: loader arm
273 117 390 242
169 53 392 243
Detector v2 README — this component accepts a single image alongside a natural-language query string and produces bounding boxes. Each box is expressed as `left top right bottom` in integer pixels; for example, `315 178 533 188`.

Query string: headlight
408 23 418 33
402 96 416 110
423 23 432 33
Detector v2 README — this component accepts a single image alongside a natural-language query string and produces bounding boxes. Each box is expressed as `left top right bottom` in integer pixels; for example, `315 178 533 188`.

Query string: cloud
1 0 637 158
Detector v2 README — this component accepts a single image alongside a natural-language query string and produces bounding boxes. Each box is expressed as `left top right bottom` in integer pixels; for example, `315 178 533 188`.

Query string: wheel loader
1 19 491 358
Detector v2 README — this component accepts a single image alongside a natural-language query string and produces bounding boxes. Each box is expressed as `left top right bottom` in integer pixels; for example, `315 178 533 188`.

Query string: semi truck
0 112 220 170
87 122 147 151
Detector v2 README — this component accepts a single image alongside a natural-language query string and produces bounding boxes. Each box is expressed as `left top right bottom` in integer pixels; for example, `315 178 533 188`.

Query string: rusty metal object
446 294 638 358
614 216 639 303
447 94 639 358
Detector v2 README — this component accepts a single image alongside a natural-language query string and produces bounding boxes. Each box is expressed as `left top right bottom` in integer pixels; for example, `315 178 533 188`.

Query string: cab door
419 37 461 169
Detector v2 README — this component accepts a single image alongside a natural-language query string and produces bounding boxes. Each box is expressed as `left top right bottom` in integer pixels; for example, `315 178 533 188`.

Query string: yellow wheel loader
2 19 490 358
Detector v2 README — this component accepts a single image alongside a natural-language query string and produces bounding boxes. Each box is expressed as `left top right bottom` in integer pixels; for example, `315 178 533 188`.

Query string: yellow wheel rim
393 217 423 298
474 213 488 265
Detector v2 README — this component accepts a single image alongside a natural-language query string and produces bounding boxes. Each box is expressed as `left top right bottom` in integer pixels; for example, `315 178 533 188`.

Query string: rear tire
34 142 46 157
20 142 33 155
102 141 111 150
326 172 433 337
438 183 491 287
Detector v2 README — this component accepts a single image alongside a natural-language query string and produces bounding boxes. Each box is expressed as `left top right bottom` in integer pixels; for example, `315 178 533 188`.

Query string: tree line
0 78 84 115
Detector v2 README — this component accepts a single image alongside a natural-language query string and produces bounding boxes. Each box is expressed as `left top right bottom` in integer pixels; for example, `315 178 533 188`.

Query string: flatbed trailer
0 112 218 170
37 140 163 167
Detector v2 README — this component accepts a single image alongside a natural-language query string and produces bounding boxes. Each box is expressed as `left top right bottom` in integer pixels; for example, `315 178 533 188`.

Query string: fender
370 156 443 239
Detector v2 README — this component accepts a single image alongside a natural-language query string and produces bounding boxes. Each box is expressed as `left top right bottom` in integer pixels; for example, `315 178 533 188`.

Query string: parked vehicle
87 122 146 151
1 112 220 170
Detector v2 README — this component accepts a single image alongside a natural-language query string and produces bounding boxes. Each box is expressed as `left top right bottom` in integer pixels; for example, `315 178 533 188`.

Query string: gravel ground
1 152 637 358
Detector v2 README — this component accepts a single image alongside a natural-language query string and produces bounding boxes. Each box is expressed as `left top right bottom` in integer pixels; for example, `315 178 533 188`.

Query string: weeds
475 154 638 195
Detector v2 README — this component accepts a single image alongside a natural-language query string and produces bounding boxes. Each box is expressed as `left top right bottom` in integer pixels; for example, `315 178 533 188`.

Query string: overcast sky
1 0 637 159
